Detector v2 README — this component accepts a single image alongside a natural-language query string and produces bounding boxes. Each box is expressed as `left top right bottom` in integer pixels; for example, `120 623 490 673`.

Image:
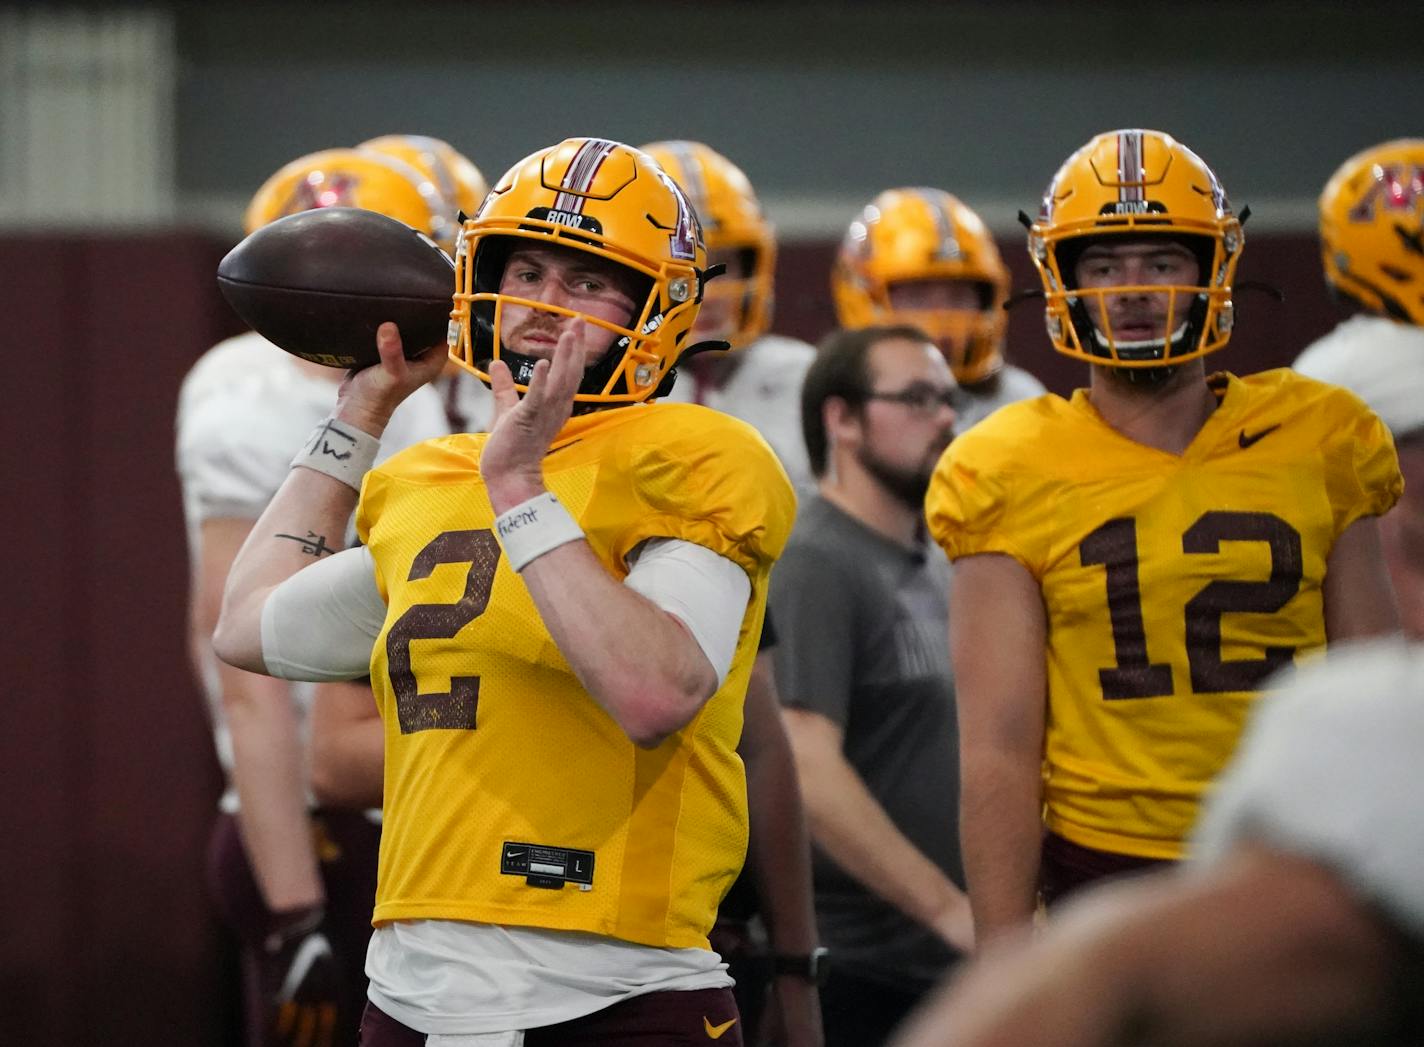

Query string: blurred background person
1295 138 1424 637
644 140 818 492
359 134 498 436
832 187 1045 432
890 640 1424 1047
774 326 971 1047
177 146 452 1047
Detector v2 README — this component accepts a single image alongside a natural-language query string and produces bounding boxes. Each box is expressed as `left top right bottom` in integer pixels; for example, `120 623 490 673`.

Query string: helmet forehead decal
909 189 962 261
1349 162 1424 222
284 171 359 215
551 138 619 215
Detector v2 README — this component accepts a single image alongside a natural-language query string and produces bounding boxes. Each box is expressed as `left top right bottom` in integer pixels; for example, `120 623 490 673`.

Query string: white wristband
290 416 381 491
494 492 585 571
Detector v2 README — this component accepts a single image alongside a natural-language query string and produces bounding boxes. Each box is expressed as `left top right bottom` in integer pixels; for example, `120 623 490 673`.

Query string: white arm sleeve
260 546 386 681
1193 641 1424 938
624 538 752 687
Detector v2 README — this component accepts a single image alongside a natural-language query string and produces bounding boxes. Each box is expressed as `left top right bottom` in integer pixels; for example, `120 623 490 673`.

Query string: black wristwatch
772 946 830 985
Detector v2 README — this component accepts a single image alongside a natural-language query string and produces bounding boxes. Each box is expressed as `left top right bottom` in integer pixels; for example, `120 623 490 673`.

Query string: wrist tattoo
275 531 337 557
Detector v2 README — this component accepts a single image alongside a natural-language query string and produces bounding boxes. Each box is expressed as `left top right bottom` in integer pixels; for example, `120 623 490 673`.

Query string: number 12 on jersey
1079 510 1302 700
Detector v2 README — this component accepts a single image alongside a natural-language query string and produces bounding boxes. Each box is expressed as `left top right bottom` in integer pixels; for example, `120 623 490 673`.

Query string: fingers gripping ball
218 207 456 369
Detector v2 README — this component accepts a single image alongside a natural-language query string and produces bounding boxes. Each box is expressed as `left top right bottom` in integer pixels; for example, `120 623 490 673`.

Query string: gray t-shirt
770 495 962 988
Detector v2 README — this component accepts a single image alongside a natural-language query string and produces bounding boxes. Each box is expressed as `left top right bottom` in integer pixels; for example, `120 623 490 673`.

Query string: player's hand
262 908 341 1047
333 321 447 438
480 323 585 511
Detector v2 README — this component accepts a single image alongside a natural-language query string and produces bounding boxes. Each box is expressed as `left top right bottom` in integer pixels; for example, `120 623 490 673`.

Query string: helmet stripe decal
1118 130 1145 203
910 188 962 261
553 138 618 215
663 142 709 222
406 134 458 210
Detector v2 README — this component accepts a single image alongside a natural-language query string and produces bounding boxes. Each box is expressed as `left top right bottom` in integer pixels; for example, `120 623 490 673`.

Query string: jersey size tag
500 841 595 890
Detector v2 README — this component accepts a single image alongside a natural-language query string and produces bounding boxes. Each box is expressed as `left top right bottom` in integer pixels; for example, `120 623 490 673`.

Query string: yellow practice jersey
926 370 1400 859
354 401 796 948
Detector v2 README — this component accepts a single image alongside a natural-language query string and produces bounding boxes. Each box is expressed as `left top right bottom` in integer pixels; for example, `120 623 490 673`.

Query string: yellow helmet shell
449 138 707 405
244 147 448 245
640 140 776 349
358 135 489 253
832 187 1009 384
1319 139 1424 326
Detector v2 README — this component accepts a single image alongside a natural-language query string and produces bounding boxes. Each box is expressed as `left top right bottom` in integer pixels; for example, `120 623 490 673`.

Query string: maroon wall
0 227 1340 1047
1 232 243 1047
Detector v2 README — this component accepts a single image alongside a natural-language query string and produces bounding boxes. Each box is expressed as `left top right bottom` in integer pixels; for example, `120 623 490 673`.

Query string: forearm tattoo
275 530 337 557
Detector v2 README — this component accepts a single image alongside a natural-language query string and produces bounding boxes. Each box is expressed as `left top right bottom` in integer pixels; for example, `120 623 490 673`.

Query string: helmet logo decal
1348 163 1424 223
911 188 962 261
652 166 700 261
282 171 359 216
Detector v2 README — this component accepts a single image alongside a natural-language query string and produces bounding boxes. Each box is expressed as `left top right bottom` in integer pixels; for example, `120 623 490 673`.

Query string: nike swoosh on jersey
704 1016 738 1039
1238 424 1281 448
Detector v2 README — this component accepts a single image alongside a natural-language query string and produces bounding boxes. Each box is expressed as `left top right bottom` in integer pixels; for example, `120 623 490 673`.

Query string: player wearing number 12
925 129 1404 943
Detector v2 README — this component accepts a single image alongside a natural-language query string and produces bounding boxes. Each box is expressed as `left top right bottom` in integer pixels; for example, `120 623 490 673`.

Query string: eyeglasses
862 383 958 416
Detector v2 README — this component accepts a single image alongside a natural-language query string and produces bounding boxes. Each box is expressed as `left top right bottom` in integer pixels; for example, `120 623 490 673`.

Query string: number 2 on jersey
1080 511 1303 699
386 529 502 733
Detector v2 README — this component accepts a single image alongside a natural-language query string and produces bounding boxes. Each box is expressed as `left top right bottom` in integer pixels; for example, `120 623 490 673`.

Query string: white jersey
953 362 1046 433
175 330 450 809
661 333 817 493
437 367 496 434
1193 641 1424 938
1293 314 1424 438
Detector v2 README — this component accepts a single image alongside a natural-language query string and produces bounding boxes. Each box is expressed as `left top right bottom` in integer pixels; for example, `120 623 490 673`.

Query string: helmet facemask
878 277 1005 385
449 221 698 407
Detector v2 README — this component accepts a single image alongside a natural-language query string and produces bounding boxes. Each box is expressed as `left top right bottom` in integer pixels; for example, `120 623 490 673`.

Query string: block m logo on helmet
650 165 701 261
1347 164 1424 223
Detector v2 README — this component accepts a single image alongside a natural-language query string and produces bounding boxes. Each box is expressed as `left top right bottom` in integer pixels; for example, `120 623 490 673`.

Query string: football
217 207 456 369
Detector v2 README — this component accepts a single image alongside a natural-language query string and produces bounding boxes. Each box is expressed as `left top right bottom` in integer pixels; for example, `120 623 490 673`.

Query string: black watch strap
772 946 830 984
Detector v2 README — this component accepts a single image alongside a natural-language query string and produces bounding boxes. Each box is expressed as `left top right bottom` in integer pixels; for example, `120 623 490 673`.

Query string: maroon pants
1038 831 1173 909
206 809 381 1047
359 988 744 1046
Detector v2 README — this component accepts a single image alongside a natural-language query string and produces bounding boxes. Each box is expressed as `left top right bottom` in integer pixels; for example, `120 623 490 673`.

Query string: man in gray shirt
772 325 972 1047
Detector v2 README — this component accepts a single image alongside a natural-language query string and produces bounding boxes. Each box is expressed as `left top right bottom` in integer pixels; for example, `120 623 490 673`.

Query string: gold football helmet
640 140 775 349
244 147 449 243
449 138 709 405
833 188 1009 384
1319 139 1424 327
359 134 489 253
1029 129 1244 367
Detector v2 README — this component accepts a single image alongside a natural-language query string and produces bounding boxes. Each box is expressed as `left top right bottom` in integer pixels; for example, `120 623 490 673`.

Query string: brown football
217 207 455 369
